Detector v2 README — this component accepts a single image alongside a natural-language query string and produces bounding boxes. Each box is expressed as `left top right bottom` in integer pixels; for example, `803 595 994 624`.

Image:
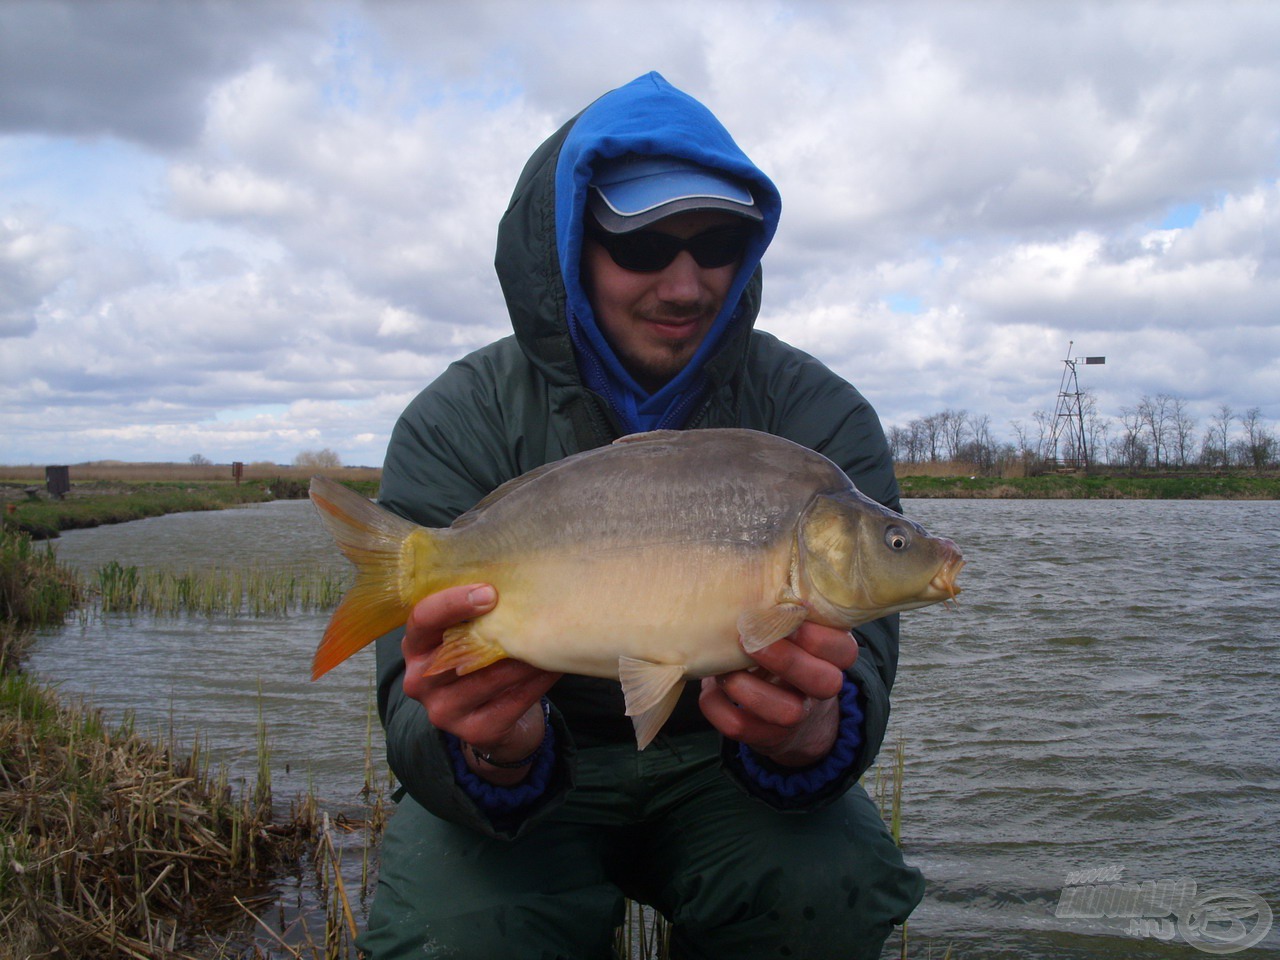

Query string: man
357 72 924 960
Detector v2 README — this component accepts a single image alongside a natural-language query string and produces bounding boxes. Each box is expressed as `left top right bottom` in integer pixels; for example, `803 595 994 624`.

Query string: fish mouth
928 541 965 602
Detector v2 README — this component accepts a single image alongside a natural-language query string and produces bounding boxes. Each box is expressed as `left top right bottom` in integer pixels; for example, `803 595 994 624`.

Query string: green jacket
374 79 903 841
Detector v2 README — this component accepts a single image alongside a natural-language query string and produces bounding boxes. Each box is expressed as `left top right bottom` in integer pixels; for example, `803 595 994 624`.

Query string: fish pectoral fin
619 657 687 751
423 624 510 677
737 603 809 654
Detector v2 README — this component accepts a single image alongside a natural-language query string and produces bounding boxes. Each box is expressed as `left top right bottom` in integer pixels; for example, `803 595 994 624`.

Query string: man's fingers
715 670 812 727
789 622 859 670
403 583 498 657
423 659 561 744
745 634 847 701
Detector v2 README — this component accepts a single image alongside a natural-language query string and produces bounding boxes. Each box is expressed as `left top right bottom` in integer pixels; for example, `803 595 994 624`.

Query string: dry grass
894 460 982 479
0 463 381 485
0 678 312 960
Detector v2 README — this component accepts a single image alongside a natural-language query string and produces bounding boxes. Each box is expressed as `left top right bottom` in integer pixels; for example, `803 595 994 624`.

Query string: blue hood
553 72 782 434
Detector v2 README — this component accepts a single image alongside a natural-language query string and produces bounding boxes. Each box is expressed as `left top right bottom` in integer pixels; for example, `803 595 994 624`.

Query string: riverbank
0 528 280 958
0 526 367 959
2 477 379 540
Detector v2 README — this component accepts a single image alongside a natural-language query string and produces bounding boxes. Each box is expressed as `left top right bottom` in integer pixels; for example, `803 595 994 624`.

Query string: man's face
581 210 744 393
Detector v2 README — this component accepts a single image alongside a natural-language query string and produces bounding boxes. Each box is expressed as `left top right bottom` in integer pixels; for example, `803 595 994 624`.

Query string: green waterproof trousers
357 731 923 960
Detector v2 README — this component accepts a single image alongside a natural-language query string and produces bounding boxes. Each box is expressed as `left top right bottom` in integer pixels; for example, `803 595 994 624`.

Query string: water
900 499 1280 958
28 497 1280 957
31 499 371 806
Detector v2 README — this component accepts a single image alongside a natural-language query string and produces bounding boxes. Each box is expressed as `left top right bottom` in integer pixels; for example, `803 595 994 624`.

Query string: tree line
887 396 1277 472
185 448 344 468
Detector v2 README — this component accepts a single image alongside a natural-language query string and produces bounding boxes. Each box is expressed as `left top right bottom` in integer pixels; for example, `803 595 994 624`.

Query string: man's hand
401 584 561 784
699 622 858 767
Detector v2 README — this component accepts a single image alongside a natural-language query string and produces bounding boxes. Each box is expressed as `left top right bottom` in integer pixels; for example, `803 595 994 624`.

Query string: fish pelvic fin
737 602 808 654
424 624 511 677
309 476 426 680
619 656 687 751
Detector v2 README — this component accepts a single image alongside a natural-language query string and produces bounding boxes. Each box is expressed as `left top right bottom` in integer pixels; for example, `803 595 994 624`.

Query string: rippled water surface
30 497 1280 957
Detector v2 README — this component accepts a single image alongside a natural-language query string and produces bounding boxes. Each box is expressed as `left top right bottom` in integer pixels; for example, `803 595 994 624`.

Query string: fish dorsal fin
423 624 510 677
737 603 808 654
611 430 683 446
618 656 687 750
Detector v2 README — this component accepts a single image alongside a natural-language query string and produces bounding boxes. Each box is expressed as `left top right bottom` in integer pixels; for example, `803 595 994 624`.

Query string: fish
309 428 963 749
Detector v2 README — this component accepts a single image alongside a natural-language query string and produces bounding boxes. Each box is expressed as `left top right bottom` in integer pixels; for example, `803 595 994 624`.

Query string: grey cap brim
587 156 763 233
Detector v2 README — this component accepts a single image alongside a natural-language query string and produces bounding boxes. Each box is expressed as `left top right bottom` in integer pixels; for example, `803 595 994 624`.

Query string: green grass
0 527 80 625
5 480 280 539
2 478 381 541
0 527 81 671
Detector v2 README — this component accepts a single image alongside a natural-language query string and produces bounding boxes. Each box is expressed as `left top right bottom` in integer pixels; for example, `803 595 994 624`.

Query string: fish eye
885 526 911 551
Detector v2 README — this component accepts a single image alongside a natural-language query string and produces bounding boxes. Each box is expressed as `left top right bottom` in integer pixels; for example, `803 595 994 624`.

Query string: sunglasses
586 222 751 273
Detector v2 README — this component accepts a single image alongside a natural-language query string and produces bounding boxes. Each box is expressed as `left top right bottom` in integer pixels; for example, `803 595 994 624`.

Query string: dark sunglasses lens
606 233 682 272
687 228 749 268
599 227 750 273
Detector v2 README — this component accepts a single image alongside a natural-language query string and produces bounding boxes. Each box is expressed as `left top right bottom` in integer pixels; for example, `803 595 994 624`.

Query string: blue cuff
736 677 863 799
444 703 557 815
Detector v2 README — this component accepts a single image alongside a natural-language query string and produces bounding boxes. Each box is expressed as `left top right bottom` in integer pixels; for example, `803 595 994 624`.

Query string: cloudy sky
2 0 1277 467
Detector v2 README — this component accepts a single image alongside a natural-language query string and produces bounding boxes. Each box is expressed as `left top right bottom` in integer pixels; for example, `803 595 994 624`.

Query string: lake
30 496 1280 958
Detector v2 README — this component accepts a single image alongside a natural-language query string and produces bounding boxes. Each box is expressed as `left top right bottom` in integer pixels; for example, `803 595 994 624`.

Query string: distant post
45 465 71 500
232 461 244 485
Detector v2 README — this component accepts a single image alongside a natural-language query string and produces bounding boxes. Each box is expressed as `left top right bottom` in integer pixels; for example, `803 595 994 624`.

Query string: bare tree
189 453 212 466
294 448 342 469
1239 407 1276 470
887 425 909 464
887 397 1264 475
939 408 969 461
1115 405 1150 471
961 413 996 471
1008 419 1030 457
1202 404 1234 468
1077 389 1110 468
1136 394 1174 469
1168 395 1197 468
919 413 944 462
1031 409 1053 462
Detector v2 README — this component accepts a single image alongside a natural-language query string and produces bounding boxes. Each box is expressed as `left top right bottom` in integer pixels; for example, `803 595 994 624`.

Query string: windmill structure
1045 342 1105 469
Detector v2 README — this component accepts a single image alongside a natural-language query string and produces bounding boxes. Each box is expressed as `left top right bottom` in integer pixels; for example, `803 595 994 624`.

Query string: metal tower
1046 341 1105 469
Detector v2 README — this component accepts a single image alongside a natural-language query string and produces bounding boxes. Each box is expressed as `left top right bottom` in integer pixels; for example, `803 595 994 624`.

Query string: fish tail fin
309 476 428 680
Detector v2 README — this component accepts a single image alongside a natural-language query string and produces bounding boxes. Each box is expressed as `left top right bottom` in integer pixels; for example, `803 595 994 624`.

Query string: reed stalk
90 562 350 618
0 527 81 669
0 672 308 959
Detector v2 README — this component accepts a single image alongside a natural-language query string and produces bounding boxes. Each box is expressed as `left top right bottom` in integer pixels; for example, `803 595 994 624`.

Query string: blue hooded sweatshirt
552 72 782 434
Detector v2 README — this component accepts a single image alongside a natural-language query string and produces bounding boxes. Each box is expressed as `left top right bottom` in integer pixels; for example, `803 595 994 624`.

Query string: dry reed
0 678 312 960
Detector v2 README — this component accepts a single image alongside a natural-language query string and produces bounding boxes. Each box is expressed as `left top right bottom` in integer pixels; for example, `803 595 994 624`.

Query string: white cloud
1 0 1278 466
0 209 78 336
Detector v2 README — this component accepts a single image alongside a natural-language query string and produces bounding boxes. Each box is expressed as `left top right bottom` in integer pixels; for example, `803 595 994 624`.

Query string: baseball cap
588 155 762 234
